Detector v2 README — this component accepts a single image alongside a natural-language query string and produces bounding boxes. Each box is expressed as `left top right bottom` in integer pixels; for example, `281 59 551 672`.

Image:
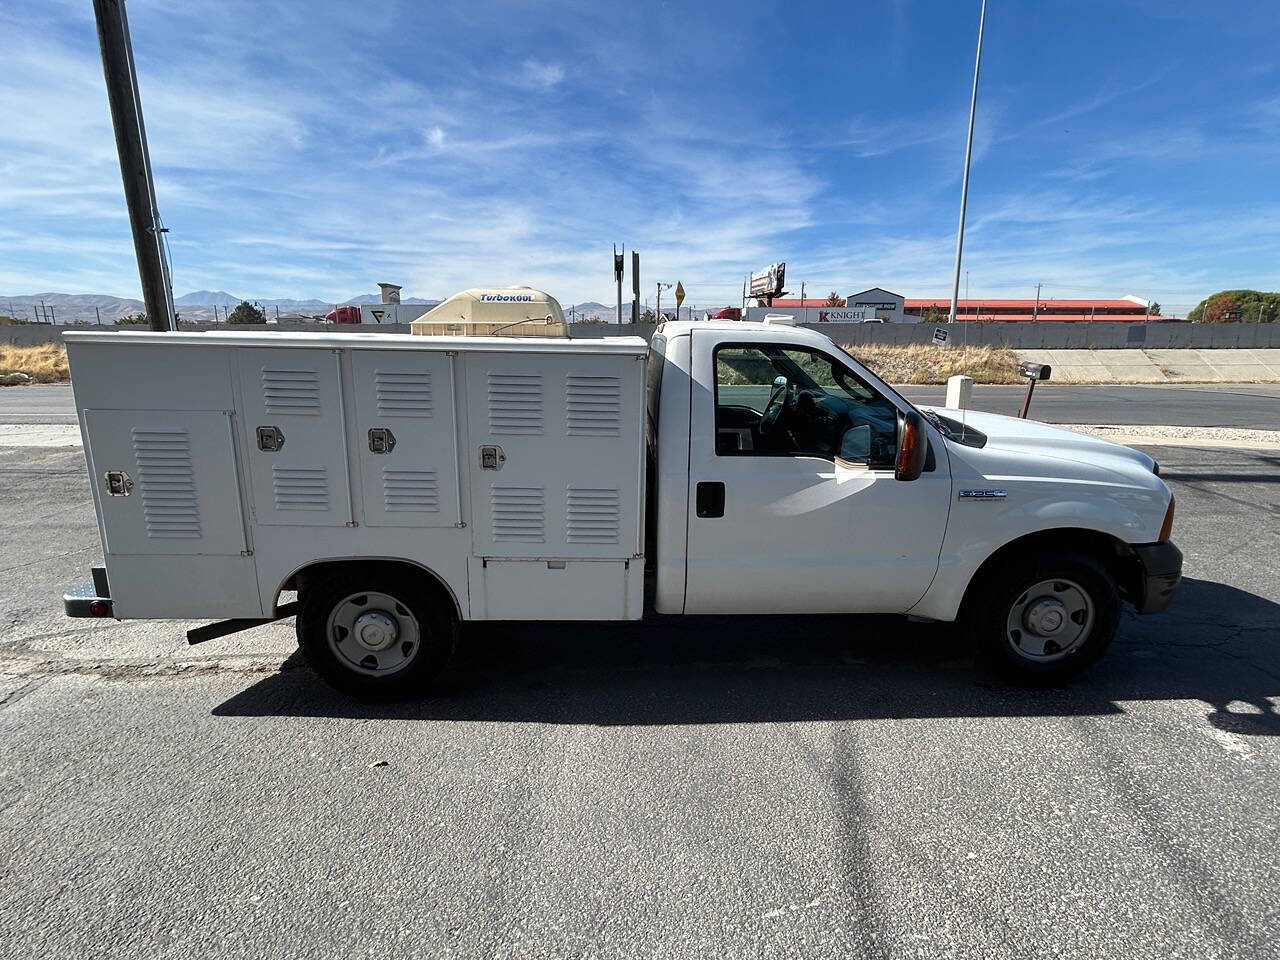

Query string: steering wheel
758 376 791 437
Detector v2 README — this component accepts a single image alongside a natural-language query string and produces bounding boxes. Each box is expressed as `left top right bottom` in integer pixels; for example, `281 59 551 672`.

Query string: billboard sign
749 262 786 300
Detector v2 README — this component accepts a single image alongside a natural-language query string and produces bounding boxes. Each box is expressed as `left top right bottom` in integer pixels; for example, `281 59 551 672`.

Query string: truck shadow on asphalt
213 577 1280 736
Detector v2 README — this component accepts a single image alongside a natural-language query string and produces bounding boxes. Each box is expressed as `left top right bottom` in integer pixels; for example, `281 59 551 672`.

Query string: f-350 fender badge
959 488 1007 500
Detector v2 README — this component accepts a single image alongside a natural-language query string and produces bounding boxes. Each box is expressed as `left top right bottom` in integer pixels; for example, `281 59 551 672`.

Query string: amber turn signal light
1158 494 1175 543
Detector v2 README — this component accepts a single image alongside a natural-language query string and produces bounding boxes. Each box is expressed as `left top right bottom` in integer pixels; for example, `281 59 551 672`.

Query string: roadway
5 381 1280 428
2 439 1279 958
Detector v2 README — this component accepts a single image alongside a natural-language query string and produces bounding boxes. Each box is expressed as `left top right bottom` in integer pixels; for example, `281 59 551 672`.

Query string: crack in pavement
0 654 304 697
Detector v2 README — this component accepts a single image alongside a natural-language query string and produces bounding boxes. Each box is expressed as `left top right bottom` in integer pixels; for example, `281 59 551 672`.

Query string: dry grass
847 343 1022 384
0 343 70 384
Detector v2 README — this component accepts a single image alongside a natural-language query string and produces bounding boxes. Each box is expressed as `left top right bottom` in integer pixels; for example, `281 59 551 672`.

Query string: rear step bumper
64 565 113 618
63 565 298 643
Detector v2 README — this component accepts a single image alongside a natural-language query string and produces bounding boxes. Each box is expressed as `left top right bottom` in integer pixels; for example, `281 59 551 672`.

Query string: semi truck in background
324 305 361 324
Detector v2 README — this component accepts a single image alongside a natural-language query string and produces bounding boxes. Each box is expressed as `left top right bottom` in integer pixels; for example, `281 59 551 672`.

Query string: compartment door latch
479 445 506 470
256 425 286 452
103 470 133 497
368 427 397 454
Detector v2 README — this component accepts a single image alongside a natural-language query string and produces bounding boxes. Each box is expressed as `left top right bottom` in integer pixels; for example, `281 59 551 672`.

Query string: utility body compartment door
464 350 644 560
83 409 246 557
236 348 353 526
349 349 461 528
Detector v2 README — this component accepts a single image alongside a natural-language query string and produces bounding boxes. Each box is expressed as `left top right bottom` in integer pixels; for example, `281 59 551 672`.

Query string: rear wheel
296 567 456 699
966 549 1120 684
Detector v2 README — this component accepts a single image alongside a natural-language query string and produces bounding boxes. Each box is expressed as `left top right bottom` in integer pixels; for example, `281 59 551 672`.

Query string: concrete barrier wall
801 321 1280 349
5 320 1280 349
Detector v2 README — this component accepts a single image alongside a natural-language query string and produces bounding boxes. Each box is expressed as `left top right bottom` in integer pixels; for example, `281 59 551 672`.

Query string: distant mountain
174 290 241 307
1 293 144 324
344 294 436 305
568 300 615 320
0 291 457 324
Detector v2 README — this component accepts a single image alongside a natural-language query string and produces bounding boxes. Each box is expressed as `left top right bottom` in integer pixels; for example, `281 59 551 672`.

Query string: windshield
826 339 988 446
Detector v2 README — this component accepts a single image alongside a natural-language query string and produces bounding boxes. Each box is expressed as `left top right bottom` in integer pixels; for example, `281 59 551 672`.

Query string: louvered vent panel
272 467 330 511
566 375 622 436
262 367 321 415
376 370 432 417
132 428 200 539
566 486 621 544
383 468 439 512
487 373 543 435
491 485 545 542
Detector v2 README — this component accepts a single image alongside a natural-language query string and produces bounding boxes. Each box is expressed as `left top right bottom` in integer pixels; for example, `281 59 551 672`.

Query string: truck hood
922 406 1159 480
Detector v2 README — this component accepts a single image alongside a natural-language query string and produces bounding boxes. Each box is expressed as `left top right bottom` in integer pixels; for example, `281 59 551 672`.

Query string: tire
965 549 1120 685
296 566 456 700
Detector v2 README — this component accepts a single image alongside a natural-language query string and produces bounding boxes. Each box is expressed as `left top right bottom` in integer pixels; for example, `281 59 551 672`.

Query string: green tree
1147 301 1161 316
227 300 266 324
825 291 843 307
640 308 656 323
115 312 148 325
922 306 946 324
1188 289 1280 323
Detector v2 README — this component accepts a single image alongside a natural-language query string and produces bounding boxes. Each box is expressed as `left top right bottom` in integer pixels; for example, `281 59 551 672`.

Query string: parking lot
2 434 1278 958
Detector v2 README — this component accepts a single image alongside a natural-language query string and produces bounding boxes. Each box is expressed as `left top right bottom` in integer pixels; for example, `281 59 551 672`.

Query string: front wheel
296 567 456 699
966 550 1120 684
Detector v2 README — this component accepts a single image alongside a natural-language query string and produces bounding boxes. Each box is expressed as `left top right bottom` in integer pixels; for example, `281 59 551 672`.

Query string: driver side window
714 343 899 466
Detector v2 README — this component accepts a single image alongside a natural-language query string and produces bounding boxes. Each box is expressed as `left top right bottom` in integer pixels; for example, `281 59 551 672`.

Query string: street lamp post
948 0 987 324
656 282 672 322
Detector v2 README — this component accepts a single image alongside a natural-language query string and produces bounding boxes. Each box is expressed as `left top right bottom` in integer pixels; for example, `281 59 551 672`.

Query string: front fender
909 482 1164 622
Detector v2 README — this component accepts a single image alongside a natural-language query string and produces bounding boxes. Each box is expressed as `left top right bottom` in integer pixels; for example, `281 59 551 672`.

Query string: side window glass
713 344 898 466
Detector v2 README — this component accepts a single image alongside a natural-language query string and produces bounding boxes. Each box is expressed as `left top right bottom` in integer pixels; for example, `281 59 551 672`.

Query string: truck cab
649 319 1179 670
62 320 1180 698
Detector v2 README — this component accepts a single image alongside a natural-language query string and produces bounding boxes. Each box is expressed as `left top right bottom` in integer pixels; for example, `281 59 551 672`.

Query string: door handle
696 481 725 518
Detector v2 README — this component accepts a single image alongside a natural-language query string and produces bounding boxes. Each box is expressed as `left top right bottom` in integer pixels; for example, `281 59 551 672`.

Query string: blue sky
1 0 1277 314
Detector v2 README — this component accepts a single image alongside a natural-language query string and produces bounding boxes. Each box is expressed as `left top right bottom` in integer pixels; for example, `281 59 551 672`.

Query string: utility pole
95 306 102 325
948 0 987 324
631 250 640 324
656 282 672 321
1032 282 1041 323
614 244 624 325
92 0 175 332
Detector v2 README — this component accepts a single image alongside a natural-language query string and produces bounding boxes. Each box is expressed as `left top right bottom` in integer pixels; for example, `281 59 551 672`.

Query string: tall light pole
93 0 176 332
948 0 987 324
656 282 672 321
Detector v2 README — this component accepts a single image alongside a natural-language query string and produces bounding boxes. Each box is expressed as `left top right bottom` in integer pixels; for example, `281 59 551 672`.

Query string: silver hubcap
327 591 421 676
1005 578 1094 661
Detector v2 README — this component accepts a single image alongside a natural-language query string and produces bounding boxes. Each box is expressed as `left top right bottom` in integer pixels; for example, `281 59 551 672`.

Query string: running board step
186 601 299 646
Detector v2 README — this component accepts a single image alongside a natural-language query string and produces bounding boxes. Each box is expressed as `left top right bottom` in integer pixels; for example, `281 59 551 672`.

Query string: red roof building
904 298 1167 322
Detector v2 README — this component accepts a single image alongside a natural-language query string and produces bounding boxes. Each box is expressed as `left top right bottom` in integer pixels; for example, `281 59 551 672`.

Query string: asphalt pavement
1 437 1278 958
900 382 1280 427
5 381 1280 428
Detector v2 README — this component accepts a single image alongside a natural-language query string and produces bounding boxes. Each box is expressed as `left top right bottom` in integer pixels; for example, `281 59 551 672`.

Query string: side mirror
895 411 928 481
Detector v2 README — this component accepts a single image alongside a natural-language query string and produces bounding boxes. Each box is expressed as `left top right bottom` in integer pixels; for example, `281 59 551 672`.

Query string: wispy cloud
519 60 566 90
0 0 1277 312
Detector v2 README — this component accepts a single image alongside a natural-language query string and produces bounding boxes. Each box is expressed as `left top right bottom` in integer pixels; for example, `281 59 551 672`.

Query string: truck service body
63 320 1180 695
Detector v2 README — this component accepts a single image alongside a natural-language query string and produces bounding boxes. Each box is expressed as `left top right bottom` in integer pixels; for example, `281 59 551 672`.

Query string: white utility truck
62 320 1181 697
